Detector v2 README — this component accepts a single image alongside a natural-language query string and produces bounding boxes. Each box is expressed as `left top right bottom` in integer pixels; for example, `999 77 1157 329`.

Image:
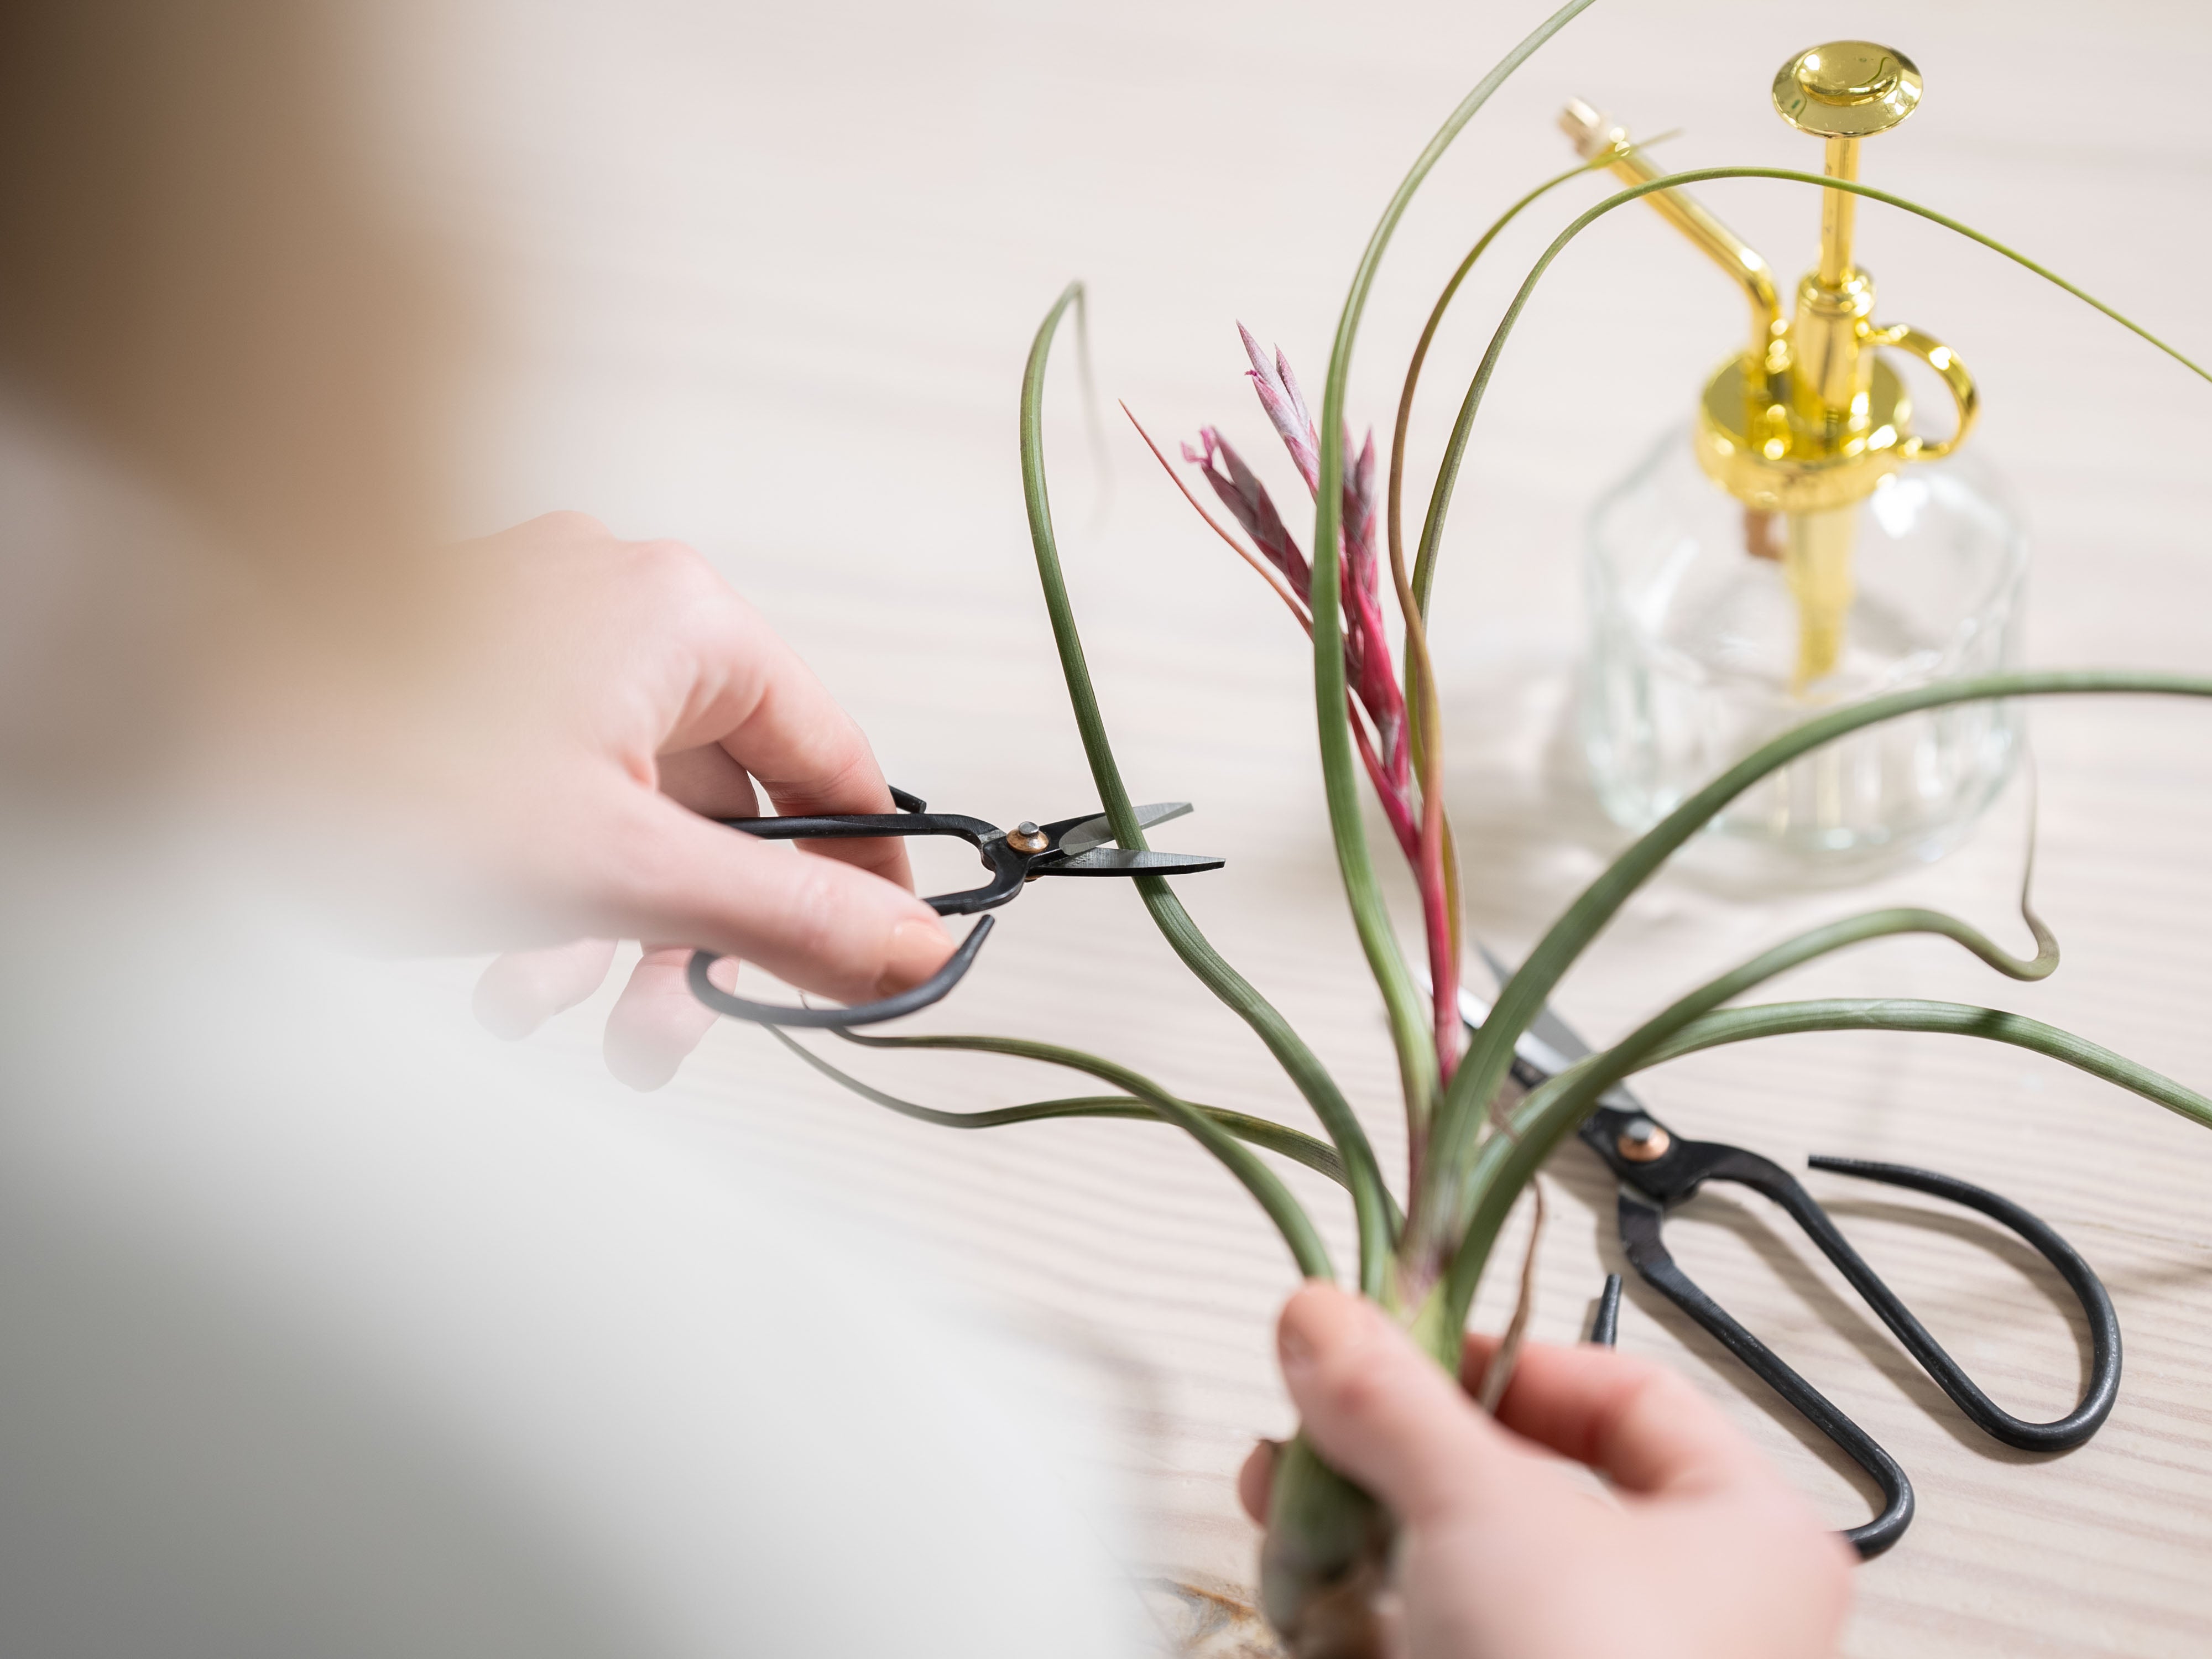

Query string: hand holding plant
1241 1285 1853 1659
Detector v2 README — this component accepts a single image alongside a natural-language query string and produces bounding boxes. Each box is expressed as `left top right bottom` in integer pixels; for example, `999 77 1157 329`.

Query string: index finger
653 557 914 891
1463 1335 1781 1499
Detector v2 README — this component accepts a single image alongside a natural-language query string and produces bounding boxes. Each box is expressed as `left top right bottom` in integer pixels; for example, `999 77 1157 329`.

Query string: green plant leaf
1390 148 1623 624
766 1025 1359 1188
1309 0 1599 1171
1386 149 1665 1047
1641 998 2212 1130
1420 671 2212 1267
1021 281 1395 1290
833 1027 1337 1280
1442 992 2212 1326
1437 899 2064 1318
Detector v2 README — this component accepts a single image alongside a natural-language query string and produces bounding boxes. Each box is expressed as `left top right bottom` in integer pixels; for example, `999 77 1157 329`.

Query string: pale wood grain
427 0 2212 1650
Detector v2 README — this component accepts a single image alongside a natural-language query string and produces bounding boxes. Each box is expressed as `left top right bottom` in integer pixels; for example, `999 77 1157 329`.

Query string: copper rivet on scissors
1618 1117 1672 1163
1006 821 1050 854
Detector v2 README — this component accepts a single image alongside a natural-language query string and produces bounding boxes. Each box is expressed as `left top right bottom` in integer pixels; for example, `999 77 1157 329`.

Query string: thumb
1277 1284 1500 1528
608 794 952 1005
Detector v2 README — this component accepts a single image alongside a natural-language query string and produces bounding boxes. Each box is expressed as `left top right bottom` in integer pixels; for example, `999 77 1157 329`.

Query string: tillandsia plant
759 4 2212 1653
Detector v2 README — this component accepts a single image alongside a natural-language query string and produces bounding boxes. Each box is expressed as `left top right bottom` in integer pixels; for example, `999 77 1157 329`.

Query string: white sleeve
0 883 1144 1659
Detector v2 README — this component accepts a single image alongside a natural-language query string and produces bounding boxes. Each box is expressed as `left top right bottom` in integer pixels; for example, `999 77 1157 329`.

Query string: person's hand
1241 1284 1854 1659
258 512 952 1087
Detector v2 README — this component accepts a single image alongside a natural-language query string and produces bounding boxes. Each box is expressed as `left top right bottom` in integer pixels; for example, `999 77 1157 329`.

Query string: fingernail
876 916 951 996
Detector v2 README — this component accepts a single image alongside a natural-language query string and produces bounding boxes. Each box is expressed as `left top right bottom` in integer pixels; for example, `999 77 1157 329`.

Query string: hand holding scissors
687 789 1223 1027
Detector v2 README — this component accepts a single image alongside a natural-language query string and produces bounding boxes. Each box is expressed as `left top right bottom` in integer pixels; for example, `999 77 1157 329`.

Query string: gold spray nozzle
1559 99 1783 372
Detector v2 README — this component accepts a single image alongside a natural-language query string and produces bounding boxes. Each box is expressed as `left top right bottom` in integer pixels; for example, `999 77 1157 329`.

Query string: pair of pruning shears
686 787 1223 1027
1457 946 2121 1559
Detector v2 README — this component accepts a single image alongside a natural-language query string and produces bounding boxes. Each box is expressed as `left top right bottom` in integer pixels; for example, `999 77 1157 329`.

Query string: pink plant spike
1170 330 1465 1093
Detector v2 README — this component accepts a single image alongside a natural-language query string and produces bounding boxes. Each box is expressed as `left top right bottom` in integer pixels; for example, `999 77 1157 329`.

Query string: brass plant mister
1563 41 1977 688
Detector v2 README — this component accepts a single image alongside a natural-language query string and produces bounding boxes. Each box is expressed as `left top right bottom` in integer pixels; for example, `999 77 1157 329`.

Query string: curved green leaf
1021 282 1394 1289
836 1026 1335 1279
1310 0 1599 1178
1641 998 2212 1130
1442 992 2212 1326
1391 149 1621 621
1421 671 2212 1267
768 1025 1355 1186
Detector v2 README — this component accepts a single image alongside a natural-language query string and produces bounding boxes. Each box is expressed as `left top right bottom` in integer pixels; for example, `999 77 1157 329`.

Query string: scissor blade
1452 983 1580 1083
1053 802 1193 859
1044 847 1223 877
1522 994 1600 1070
1452 946 1653 1123
1463 941 1673 1178
1470 938 1598 1067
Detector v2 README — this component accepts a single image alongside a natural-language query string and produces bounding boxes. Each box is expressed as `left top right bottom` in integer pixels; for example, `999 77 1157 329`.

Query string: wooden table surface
419 1 2212 1651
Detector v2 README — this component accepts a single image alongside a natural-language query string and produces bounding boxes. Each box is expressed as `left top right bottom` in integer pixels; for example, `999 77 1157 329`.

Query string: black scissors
1456 948 2121 1558
686 787 1223 1027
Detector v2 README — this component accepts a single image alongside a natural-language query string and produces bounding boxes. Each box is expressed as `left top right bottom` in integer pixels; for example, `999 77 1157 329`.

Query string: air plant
762 3 2212 1653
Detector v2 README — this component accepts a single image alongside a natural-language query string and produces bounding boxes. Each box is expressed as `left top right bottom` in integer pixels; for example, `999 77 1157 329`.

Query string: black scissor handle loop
1616 1145 2122 1558
1635 1142 2121 1453
1792 1155 2122 1452
685 915 993 1030
717 811 1032 917
1617 1190 1914 1558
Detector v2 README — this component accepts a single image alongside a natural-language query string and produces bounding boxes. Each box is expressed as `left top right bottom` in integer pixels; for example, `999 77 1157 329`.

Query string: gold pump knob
1775 43 1924 343
1773 42 1922 140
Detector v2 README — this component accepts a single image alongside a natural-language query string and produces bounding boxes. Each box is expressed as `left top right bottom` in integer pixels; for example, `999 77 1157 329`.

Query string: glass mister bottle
1567 43 2027 873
